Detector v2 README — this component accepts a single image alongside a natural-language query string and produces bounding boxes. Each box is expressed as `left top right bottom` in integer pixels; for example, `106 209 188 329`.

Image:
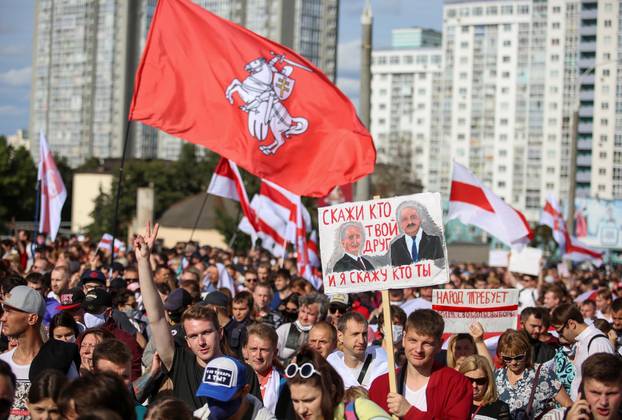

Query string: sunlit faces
522 315 544 340
0 306 34 337
183 318 221 364
399 207 422 237
543 291 560 309
51 269 69 296
402 328 439 368
612 310 622 331
253 286 271 311
289 382 323 420
581 302 596 321
298 303 320 327
245 335 275 375
500 353 527 375
339 319 368 360
463 368 488 402
79 333 103 371
583 379 622 420
95 359 131 387
308 326 336 359
340 226 363 256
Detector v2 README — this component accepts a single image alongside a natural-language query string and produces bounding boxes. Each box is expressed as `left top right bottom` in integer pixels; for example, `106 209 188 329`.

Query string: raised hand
469 321 485 342
134 221 159 261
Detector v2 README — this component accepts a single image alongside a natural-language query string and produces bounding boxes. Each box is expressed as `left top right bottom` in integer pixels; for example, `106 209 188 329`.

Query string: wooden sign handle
381 289 399 420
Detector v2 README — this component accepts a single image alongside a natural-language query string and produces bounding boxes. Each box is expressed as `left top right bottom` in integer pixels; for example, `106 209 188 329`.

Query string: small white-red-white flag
540 194 566 249
38 131 67 240
207 158 259 235
307 230 320 268
97 234 126 253
448 162 533 248
563 231 604 265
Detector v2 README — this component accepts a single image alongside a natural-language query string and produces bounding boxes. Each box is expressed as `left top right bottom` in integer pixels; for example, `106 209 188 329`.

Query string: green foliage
0 137 37 231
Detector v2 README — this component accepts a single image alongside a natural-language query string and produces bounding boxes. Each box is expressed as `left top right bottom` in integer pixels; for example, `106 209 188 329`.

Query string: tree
0 137 37 232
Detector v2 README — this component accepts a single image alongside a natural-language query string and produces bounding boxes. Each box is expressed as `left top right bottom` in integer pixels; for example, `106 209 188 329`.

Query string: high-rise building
391 27 442 49
29 0 339 166
370 47 445 193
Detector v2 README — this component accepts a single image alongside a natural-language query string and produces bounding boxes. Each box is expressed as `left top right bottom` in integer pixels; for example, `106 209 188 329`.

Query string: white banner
432 289 519 333
488 250 509 267
318 193 449 294
508 247 543 276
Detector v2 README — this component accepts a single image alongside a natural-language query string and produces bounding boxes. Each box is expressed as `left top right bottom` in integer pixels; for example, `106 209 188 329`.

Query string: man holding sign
332 222 375 273
390 201 445 267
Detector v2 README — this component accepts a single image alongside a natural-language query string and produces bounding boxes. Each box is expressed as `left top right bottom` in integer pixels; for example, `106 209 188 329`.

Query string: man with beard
520 307 557 363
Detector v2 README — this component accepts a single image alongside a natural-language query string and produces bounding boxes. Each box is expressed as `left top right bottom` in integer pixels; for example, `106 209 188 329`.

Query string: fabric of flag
97 234 126 253
448 161 533 248
563 231 604 265
129 0 375 197
207 157 259 234
38 131 67 240
307 230 321 268
540 194 566 249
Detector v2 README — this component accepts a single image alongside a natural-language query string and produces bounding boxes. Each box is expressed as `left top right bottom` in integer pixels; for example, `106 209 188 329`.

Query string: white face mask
84 312 106 329
66 335 76 343
390 300 404 307
392 325 404 344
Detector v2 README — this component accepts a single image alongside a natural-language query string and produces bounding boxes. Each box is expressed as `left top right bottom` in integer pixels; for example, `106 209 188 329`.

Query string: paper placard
432 289 519 333
488 250 509 267
318 193 449 294
508 247 543 276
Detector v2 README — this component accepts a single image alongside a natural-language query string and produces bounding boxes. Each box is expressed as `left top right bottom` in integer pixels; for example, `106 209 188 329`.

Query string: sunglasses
467 376 488 386
502 354 526 363
285 362 321 379
329 304 347 314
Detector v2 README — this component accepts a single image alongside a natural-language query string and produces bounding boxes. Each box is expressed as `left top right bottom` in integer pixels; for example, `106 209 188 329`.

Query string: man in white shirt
517 275 539 312
327 311 387 390
552 303 615 400
400 286 433 317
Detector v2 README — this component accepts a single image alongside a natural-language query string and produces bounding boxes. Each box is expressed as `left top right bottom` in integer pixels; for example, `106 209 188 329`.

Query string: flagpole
111 120 132 266
189 192 210 242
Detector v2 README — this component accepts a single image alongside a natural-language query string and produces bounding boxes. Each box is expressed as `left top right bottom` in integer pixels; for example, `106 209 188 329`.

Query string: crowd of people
0 226 621 419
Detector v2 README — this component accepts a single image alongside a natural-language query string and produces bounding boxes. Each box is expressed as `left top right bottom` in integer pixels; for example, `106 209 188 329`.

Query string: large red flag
129 0 375 197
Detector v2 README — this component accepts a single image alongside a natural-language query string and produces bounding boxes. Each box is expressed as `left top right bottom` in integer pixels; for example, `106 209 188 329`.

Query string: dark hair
92 339 131 370
551 303 584 326
378 305 407 330
50 311 80 338
405 309 444 342
76 408 123 420
0 359 16 390
28 369 67 404
336 311 368 333
582 353 622 385
112 290 133 309
275 268 291 281
76 328 115 349
0 275 25 295
58 372 136 420
592 319 612 335
582 300 596 309
25 272 44 286
232 290 254 309
612 298 622 313
520 306 543 321
156 282 171 296
181 304 220 329
145 396 194 420
286 345 344 420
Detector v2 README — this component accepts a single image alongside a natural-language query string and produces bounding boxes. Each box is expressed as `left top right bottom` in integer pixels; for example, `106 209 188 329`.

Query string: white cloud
337 39 361 77
0 66 31 87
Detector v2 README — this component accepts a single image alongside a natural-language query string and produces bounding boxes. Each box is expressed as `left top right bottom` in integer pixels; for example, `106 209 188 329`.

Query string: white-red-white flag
307 230 320 268
207 158 259 235
97 234 126 253
38 131 67 240
239 195 288 257
563 231 604 265
448 162 533 248
540 194 566 248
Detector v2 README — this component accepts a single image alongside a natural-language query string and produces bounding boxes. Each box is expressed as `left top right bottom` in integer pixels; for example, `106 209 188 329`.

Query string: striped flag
97 234 126 253
38 131 67 240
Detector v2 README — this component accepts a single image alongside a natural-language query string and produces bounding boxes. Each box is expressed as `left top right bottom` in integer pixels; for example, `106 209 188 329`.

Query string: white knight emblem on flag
225 51 311 155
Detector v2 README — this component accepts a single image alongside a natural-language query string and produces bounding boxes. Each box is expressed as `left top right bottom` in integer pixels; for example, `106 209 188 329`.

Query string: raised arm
470 322 494 368
134 223 175 370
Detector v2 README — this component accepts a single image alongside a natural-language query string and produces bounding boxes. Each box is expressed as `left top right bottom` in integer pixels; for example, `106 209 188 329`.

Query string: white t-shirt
571 324 615 399
0 348 31 420
404 383 427 412
327 346 388 390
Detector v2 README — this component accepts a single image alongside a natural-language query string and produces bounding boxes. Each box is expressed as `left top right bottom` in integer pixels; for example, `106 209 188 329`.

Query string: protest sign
318 193 449 294
432 289 519 334
508 247 543 276
488 250 509 267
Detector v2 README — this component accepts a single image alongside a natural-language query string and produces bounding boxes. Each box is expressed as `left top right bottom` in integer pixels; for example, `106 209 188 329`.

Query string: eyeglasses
329 304 347 314
285 362 321 379
246 277 258 283
554 321 568 335
466 376 488 386
501 354 526 363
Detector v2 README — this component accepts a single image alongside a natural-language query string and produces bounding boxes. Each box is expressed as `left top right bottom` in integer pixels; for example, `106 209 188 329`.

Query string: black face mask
207 396 242 420
281 310 297 323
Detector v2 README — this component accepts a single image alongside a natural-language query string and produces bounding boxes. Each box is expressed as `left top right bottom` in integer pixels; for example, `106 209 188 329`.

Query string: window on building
551 38 560 46
503 24 512 31
498 181 506 188
604 20 612 28
517 5 529 14
404 55 413 64
503 40 512 47
486 6 497 15
599 185 606 192
501 5 513 14
600 151 607 158
552 22 561 29
502 56 511 62
390 56 399 64
552 6 561 13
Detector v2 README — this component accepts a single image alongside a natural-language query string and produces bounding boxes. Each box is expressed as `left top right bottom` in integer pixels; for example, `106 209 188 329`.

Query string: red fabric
449 181 495 213
369 363 472 420
129 0 375 197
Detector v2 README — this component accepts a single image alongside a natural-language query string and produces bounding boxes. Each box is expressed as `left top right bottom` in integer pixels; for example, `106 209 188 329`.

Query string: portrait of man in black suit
390 200 445 267
331 222 375 273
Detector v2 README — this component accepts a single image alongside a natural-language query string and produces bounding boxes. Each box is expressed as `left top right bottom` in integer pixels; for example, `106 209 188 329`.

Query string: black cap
164 288 193 312
56 288 86 311
111 262 125 273
82 288 113 313
203 291 229 308
80 270 106 287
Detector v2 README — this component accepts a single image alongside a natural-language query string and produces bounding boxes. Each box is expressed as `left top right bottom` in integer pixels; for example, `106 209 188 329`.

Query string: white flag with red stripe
37 131 67 240
307 230 320 268
207 157 259 235
539 194 566 248
563 231 604 265
448 162 532 248
97 234 126 253
239 194 289 257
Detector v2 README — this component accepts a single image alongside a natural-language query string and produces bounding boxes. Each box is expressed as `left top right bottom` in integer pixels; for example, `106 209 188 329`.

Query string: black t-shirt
168 344 261 411
471 400 511 420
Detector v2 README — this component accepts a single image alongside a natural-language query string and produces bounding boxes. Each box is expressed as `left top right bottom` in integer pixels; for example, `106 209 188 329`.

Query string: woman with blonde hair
446 322 493 370
459 355 510 419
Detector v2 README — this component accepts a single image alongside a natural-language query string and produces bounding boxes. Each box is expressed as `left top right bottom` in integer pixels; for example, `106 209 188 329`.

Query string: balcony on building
579 106 594 117
576 172 592 183
577 154 592 166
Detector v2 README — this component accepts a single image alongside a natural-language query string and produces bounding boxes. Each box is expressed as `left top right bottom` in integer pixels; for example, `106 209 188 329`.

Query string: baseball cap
203 291 229 308
196 356 247 401
164 288 192 312
329 294 349 306
80 270 106 287
82 288 112 314
56 288 86 311
4 286 46 318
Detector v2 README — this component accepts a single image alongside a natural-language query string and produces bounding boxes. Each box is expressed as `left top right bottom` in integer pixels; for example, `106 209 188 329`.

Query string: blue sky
0 0 442 137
